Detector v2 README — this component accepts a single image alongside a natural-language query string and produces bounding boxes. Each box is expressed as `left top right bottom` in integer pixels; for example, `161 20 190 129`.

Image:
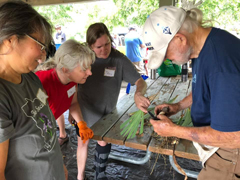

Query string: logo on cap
163 26 172 35
148 47 154 50
145 42 151 46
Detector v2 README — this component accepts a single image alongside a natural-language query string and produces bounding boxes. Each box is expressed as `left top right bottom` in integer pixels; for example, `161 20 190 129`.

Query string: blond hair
37 39 95 72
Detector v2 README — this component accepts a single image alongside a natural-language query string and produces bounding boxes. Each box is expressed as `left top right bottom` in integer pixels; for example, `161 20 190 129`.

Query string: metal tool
148 111 160 120
148 106 170 121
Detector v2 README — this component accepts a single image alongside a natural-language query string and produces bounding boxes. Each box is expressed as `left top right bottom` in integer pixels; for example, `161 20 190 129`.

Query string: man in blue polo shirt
125 25 146 74
143 6 240 180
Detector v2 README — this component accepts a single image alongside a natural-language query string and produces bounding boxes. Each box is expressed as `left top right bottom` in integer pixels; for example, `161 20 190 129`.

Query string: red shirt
36 69 77 119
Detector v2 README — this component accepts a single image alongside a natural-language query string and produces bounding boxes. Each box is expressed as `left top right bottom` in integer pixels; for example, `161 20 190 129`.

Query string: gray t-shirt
78 49 140 127
0 72 65 180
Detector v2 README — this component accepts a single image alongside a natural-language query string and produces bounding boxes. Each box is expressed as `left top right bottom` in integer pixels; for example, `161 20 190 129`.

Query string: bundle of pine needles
120 107 154 140
177 107 193 127
120 95 179 140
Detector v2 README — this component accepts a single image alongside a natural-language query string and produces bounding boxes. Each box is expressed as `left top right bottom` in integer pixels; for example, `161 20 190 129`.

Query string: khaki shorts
198 148 240 180
132 61 145 75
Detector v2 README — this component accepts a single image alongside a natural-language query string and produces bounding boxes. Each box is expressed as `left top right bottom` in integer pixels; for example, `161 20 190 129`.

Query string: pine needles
120 107 154 140
120 110 144 139
177 108 193 127
120 95 179 140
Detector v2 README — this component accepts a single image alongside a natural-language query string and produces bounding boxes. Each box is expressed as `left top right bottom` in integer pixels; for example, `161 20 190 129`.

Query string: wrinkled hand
150 114 176 137
154 103 180 117
77 121 94 143
134 92 150 113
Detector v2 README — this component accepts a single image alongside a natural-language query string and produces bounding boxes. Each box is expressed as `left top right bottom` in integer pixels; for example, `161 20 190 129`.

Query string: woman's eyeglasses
25 34 46 51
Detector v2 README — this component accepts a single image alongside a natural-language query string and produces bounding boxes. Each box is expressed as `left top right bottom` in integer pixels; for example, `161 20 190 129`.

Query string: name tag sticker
37 88 48 105
104 67 116 77
67 86 76 98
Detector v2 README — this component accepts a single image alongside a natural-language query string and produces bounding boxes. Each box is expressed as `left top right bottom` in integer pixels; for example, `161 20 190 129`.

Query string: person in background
72 22 150 180
112 32 122 49
55 25 66 50
143 6 240 179
125 25 146 75
142 47 149 77
0 1 66 180
35 39 95 149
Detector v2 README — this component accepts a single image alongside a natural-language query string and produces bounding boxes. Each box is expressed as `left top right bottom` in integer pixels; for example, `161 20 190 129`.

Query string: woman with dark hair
0 1 65 180
73 22 150 180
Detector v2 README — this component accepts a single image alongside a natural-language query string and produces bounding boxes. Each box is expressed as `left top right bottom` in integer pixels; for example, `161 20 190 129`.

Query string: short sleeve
0 92 14 143
210 72 240 132
120 54 141 84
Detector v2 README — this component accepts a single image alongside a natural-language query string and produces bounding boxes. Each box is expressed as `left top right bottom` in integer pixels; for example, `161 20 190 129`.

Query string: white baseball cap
143 6 186 69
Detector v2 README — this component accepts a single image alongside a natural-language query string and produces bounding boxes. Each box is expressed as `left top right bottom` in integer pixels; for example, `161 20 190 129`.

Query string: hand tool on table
148 106 169 121
147 111 160 120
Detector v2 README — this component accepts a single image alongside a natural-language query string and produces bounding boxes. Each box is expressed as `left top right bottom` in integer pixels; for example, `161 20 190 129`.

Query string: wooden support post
159 0 175 7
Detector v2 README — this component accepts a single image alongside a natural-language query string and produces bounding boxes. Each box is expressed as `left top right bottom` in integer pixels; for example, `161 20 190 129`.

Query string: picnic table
91 75 200 178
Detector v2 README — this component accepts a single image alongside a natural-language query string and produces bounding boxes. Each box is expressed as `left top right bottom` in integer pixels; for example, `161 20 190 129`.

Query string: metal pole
150 69 156 79
169 155 199 179
109 149 152 165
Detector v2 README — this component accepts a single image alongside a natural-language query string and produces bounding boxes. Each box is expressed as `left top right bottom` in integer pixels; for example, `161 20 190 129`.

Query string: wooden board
175 139 199 161
91 93 135 141
168 78 191 121
148 137 199 161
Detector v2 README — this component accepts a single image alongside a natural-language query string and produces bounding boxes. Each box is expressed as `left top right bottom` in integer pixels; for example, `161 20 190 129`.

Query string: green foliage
110 0 158 28
34 0 240 42
176 0 240 33
34 5 74 26
177 108 193 127
120 94 194 140
120 95 178 140
120 110 145 140
120 107 156 140
199 0 240 31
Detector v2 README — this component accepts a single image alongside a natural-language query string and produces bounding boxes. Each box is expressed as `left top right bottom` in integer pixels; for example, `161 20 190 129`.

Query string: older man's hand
150 114 177 137
154 103 180 117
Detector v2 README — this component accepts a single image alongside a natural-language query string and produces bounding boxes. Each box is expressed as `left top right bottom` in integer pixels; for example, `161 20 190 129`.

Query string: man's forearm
177 92 192 111
174 125 240 149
